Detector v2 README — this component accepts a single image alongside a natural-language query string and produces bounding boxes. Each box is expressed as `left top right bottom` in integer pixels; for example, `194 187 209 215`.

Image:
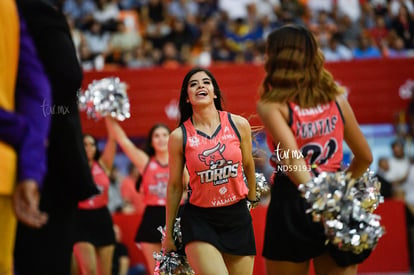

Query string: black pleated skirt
181 199 256 256
262 174 371 267
74 207 115 247
135 205 166 243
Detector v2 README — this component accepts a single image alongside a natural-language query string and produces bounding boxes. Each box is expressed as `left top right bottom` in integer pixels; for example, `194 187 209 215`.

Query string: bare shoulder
335 94 352 115
257 100 289 121
229 113 252 138
230 113 250 129
257 100 285 116
168 127 185 157
169 127 184 147
335 94 346 105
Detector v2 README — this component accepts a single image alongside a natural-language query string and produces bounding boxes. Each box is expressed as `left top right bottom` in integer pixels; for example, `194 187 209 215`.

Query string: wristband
247 197 260 203
247 197 260 210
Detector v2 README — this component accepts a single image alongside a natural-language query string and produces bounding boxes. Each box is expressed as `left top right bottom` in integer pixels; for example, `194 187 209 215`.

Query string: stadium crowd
62 0 414 71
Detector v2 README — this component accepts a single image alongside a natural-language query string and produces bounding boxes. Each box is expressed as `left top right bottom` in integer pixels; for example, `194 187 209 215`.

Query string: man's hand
12 179 48 228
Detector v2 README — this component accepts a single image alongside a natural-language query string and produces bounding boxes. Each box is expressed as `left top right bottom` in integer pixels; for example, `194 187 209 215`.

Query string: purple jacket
0 15 51 187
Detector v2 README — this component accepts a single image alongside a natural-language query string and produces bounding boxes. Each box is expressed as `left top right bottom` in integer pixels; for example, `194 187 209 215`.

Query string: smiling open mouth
197 91 208 96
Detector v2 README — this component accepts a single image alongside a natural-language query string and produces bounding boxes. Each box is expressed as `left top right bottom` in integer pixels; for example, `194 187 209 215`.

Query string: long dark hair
83 134 101 161
178 67 224 125
135 123 170 190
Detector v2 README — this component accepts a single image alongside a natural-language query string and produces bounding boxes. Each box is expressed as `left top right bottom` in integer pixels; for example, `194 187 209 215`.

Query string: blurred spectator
370 0 389 16
395 108 409 141
307 0 334 19
278 0 307 25
109 21 142 51
367 15 389 49
192 38 213 67
256 11 282 40
63 0 96 29
383 140 410 200
139 0 169 51
218 0 255 21
359 1 376 29
308 10 337 48
125 44 154 68
93 0 120 31
336 0 361 23
79 39 106 71
179 43 194 64
140 0 166 24
249 41 266 64
118 0 143 10
352 32 382 59
389 0 414 18
254 0 281 24
337 14 362 48
144 18 171 50
107 21 142 65
212 36 235 62
196 0 219 21
167 0 199 24
386 35 409 57
390 4 414 49
84 20 111 56
160 41 182 68
322 32 353 61
196 13 221 51
224 17 261 59
376 157 393 199
165 17 196 52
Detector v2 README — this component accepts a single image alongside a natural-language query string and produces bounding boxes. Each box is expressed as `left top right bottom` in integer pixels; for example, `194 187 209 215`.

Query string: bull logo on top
196 142 239 185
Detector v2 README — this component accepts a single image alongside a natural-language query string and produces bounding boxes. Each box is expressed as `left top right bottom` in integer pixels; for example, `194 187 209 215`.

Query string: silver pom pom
298 170 385 254
247 172 271 210
256 172 271 198
78 77 131 121
154 218 195 275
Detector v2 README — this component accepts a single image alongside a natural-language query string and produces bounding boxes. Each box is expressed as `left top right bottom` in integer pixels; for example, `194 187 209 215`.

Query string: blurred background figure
72 125 117 275
322 32 353 62
106 118 180 273
382 140 410 200
14 1 100 274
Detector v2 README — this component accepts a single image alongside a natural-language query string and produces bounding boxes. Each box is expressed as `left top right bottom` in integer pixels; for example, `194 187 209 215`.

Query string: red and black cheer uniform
75 161 115 246
135 157 171 243
263 101 371 266
180 111 256 255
